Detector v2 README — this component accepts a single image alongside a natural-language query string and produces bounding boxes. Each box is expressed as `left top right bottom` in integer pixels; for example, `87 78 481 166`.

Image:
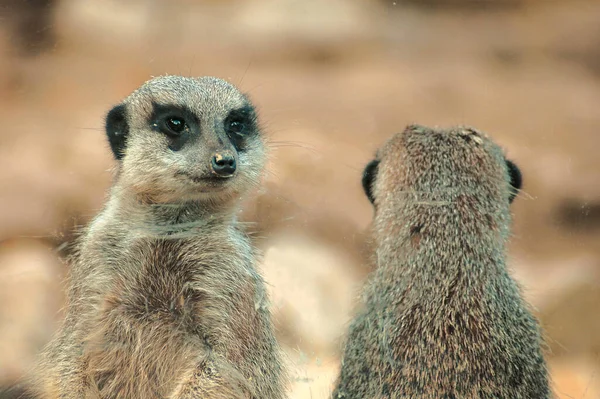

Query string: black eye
227 120 245 135
164 117 186 135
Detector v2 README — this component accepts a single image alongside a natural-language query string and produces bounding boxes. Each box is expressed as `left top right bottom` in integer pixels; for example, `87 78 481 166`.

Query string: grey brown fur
333 125 550 398
32 76 287 398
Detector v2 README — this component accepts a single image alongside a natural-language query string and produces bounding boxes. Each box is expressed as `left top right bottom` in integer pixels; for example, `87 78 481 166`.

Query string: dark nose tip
211 153 236 177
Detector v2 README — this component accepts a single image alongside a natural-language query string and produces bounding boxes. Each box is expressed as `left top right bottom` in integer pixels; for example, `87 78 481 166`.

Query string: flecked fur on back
333 125 551 398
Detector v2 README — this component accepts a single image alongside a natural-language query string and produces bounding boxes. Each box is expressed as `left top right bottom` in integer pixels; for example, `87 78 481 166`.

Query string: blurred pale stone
0 239 63 385
550 358 600 399
262 234 362 356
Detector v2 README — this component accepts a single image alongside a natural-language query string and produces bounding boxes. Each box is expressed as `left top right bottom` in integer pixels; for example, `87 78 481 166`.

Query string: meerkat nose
211 152 236 177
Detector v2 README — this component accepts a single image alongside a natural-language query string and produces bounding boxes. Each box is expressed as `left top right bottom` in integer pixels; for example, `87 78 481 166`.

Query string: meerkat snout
211 151 237 177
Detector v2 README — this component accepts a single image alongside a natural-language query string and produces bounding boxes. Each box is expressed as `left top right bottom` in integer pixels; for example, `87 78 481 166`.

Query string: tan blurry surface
0 0 599 397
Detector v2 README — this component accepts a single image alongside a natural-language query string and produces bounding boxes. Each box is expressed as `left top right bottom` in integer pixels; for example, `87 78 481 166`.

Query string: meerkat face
104 76 265 204
362 125 523 209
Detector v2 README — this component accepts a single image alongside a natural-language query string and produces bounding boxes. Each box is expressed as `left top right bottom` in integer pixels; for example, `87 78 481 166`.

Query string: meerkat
31 76 287 399
332 125 550 398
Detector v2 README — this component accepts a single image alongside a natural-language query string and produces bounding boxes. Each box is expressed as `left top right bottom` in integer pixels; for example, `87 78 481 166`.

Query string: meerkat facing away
31 76 287 398
332 125 550 398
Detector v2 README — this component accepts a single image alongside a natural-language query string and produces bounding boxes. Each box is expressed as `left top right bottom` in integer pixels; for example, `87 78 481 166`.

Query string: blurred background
0 0 599 397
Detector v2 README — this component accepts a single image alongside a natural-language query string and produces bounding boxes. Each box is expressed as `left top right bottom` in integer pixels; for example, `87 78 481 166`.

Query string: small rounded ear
105 104 129 160
505 159 522 203
362 159 379 205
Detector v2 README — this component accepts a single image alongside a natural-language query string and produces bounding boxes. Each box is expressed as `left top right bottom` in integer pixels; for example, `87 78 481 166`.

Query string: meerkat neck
377 204 508 285
101 185 239 238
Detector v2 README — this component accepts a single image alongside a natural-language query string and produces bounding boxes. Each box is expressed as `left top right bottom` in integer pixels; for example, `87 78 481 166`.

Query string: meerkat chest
92 236 262 337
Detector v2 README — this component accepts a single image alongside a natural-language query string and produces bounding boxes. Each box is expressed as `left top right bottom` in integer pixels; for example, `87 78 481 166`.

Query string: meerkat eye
224 106 257 151
227 119 246 135
164 116 187 136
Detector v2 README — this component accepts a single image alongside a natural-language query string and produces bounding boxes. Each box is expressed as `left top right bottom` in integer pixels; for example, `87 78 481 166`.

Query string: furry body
333 125 550 398
33 76 286 398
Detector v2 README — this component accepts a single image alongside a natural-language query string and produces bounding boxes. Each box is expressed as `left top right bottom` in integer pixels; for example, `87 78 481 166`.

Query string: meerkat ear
105 104 129 160
505 159 522 203
362 159 379 205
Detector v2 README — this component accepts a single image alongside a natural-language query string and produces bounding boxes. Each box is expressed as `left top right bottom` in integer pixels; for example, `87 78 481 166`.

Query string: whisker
517 189 535 200
267 141 321 156
237 57 253 88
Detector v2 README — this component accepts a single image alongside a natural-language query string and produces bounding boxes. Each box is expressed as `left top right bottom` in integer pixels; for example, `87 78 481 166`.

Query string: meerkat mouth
174 171 235 194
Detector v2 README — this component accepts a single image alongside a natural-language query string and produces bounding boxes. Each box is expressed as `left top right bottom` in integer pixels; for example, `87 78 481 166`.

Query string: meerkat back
31 76 286 398
333 125 550 398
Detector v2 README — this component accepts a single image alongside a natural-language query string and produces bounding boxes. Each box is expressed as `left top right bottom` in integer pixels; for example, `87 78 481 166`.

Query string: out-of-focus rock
262 234 363 356
382 0 595 11
540 280 600 362
241 181 373 275
510 254 597 309
550 358 600 399
284 353 339 399
52 0 153 53
262 234 362 397
234 0 377 43
54 0 383 65
0 117 112 241
0 239 63 386
0 0 58 56
228 0 383 64
555 199 600 232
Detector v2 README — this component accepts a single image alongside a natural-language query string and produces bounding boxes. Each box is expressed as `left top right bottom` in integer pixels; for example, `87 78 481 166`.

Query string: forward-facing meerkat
31 76 286 398
333 125 550 398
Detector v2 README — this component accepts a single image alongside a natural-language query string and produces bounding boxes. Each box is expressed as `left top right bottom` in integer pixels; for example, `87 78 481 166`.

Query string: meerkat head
104 76 265 205
361 124 523 210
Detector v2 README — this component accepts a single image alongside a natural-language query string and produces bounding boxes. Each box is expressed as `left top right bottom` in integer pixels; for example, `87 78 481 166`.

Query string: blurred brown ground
0 0 599 397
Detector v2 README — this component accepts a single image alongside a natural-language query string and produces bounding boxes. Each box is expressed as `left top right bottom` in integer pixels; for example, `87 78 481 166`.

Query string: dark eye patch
224 105 258 151
105 103 129 160
150 102 199 151
362 159 380 205
505 158 522 203
150 102 198 128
